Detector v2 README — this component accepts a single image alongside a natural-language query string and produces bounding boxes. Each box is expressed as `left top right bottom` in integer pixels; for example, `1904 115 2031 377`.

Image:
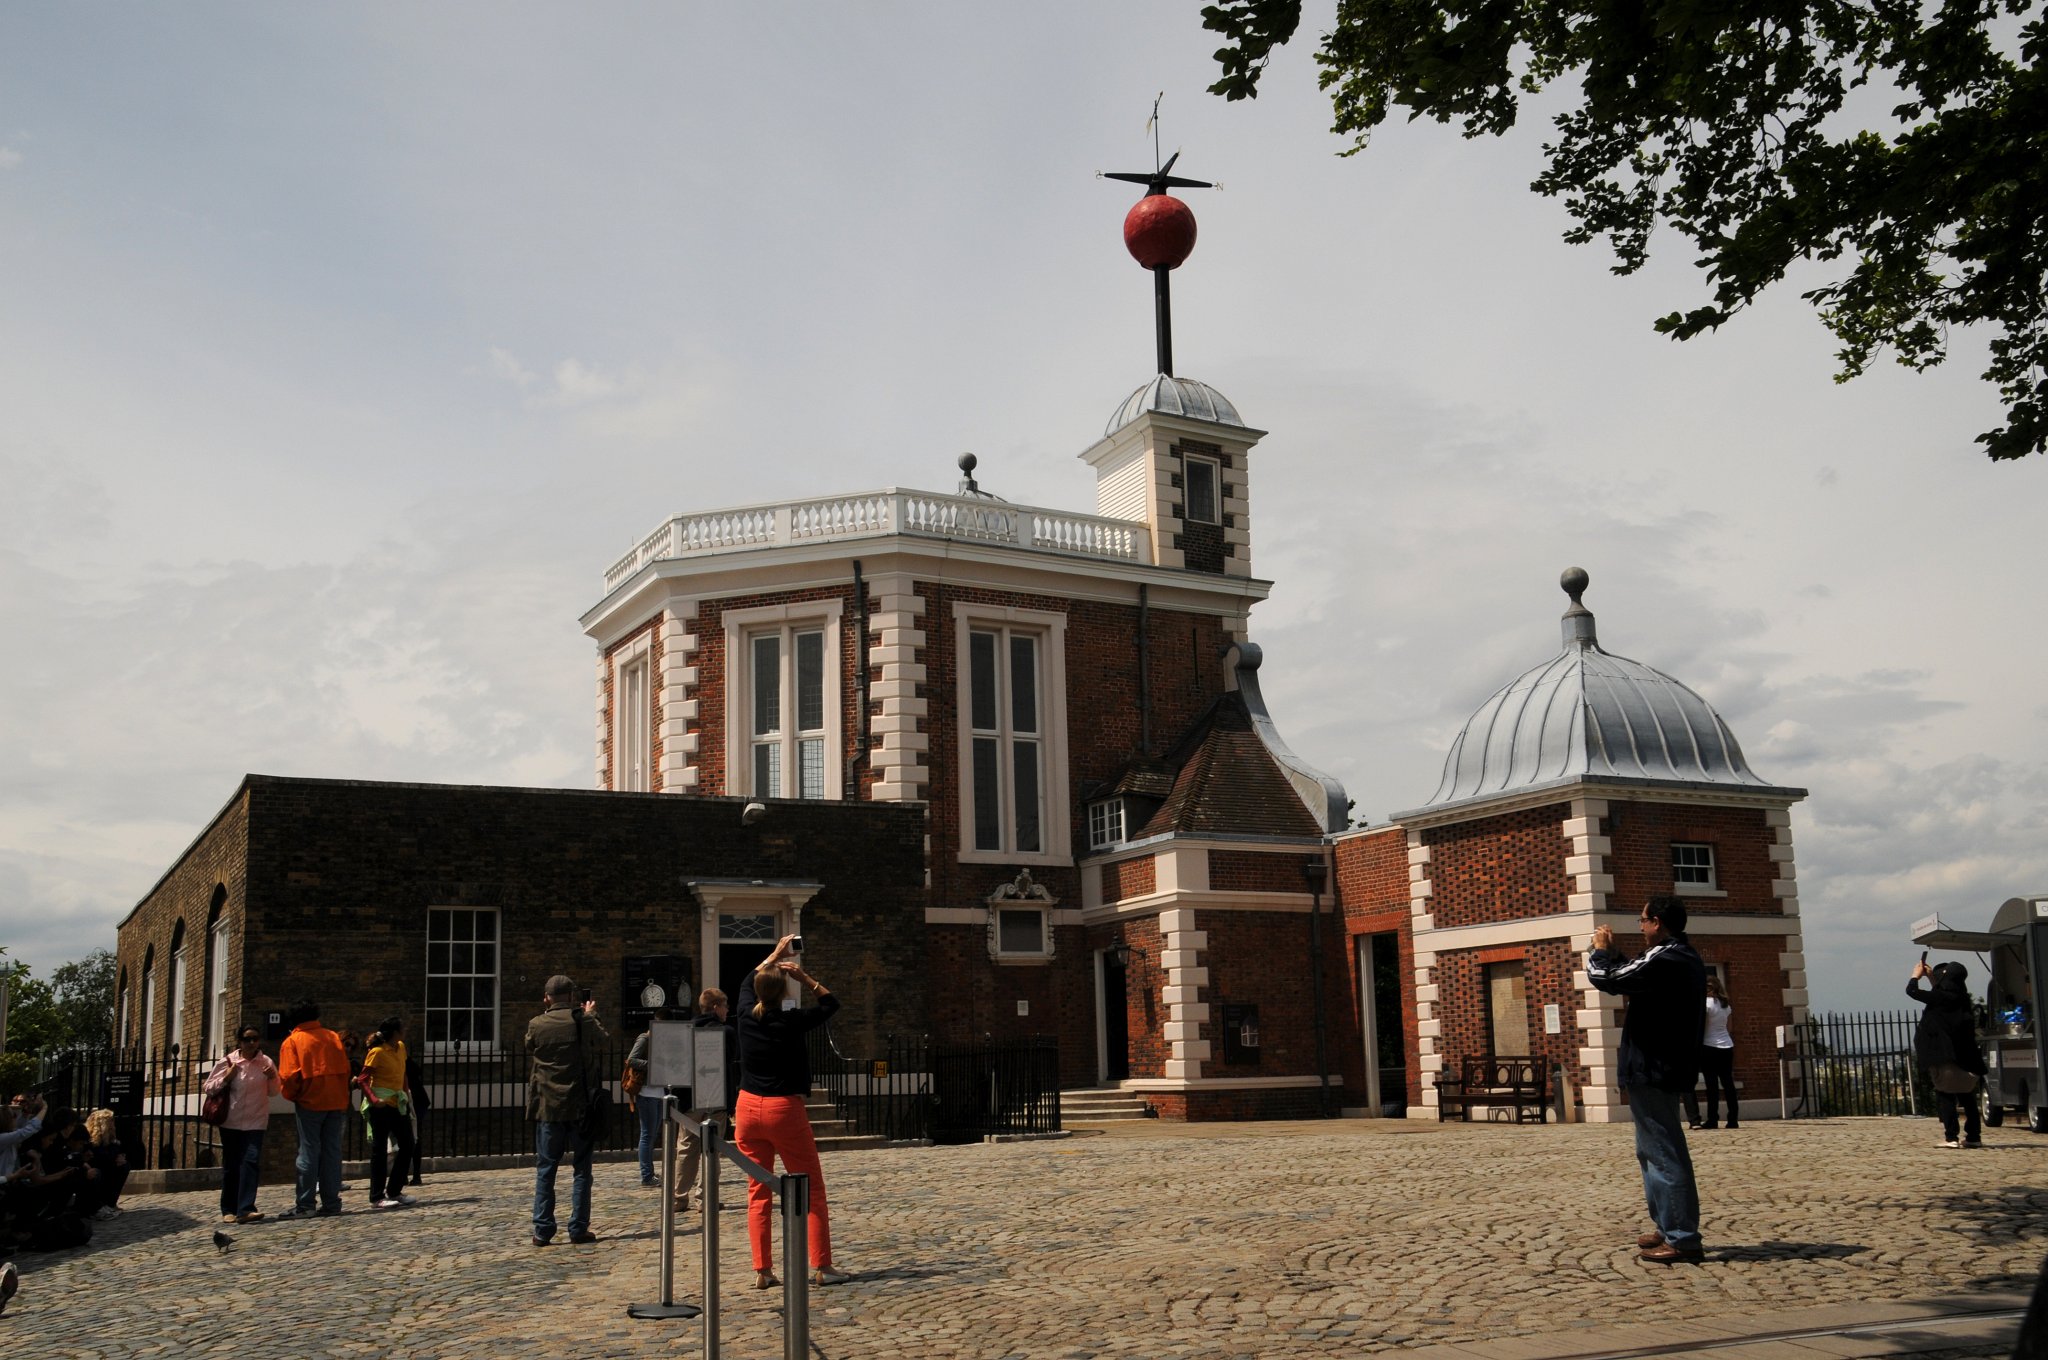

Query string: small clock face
640 982 666 1010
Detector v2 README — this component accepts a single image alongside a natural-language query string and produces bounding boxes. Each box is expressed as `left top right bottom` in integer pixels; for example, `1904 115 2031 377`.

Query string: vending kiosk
1912 895 2048 1133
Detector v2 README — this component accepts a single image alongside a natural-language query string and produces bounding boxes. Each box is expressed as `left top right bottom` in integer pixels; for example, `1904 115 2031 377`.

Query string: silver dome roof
1421 568 1796 810
1106 374 1245 436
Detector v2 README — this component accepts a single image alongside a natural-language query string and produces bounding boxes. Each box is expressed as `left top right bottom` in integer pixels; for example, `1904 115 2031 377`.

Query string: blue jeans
636 1095 665 1183
533 1120 593 1241
1630 1084 1701 1249
293 1107 345 1212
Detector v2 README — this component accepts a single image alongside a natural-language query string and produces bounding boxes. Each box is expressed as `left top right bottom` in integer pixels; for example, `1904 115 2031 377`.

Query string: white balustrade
603 488 1150 591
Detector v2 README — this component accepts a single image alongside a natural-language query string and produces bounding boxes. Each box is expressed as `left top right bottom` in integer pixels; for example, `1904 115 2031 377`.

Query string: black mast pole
1154 265 1173 376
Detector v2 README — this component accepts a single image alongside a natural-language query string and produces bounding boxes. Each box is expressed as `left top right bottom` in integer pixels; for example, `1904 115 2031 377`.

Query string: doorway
717 910 784 1007
1358 932 1408 1116
1098 949 1130 1083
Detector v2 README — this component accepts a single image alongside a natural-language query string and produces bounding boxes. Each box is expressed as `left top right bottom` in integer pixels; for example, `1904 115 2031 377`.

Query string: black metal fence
36 1028 1062 1167
1785 1011 1933 1119
36 1039 638 1171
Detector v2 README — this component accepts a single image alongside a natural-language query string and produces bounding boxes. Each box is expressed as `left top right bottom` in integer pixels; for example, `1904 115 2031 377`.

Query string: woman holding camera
734 935 849 1289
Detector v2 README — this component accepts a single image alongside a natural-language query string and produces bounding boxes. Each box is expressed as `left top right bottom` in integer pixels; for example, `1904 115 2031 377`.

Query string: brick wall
1333 824 1416 1111
688 585 863 799
1085 916 1166 1080
1102 856 1155 902
1432 938 1586 1093
599 615 665 791
1208 850 1319 895
1198 910 1340 1088
924 923 1098 1086
1606 801 1781 915
1422 803 1571 929
1691 932 1798 1101
114 789 252 1056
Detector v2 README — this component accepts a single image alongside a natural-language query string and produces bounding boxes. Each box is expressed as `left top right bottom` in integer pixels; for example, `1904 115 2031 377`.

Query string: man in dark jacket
1588 894 1708 1264
1907 959 1987 1147
526 974 605 1246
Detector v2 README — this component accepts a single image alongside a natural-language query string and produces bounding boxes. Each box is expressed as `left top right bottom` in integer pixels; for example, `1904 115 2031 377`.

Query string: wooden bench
1435 1055 1550 1123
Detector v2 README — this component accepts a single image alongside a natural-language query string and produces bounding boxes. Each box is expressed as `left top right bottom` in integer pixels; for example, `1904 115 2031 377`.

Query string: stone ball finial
958 452 978 474
1560 566 1590 605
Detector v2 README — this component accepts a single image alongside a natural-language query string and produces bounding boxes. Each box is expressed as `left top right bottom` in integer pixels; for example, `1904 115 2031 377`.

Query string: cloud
0 146 21 171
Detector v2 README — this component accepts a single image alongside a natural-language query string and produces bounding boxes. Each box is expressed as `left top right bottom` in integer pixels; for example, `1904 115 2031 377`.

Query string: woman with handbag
1909 959 1988 1147
735 936 849 1289
359 1016 418 1209
205 1027 281 1224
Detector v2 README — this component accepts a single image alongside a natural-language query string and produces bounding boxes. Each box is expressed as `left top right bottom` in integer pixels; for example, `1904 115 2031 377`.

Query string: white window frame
1088 798 1127 851
612 633 654 792
723 601 844 801
989 905 1054 961
953 603 1070 865
1672 842 1723 895
166 930 187 1056
424 908 501 1053
139 954 155 1055
117 975 130 1048
1182 453 1221 526
204 914 230 1058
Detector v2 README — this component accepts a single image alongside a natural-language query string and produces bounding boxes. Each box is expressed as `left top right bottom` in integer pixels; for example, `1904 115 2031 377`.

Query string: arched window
116 969 131 1048
139 947 157 1055
203 887 230 1058
167 921 188 1058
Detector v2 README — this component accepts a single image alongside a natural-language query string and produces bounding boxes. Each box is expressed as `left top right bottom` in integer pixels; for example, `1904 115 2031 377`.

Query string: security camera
741 802 767 826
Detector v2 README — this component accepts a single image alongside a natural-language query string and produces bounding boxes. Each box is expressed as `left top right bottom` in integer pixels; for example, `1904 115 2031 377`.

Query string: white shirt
0 1114 43 1178
1703 997 1733 1049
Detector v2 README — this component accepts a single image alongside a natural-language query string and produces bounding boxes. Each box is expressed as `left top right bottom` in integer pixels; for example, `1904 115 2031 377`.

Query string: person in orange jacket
276 998 351 1217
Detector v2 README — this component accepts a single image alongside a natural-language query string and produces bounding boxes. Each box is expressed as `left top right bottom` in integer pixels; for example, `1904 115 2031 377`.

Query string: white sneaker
372 1198 404 1209
1938 1139 1961 1148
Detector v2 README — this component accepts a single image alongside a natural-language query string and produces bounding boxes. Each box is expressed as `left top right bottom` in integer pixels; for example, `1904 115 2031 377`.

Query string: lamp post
1302 858 1331 1116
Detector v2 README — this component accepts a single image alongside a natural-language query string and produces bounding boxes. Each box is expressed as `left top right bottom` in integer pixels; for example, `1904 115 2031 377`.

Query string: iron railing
806 1029 1062 1144
36 1040 637 1169
1784 1011 1932 1119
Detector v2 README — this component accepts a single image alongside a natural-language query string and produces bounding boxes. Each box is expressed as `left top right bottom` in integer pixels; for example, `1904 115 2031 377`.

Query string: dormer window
1183 455 1220 525
1088 798 1127 851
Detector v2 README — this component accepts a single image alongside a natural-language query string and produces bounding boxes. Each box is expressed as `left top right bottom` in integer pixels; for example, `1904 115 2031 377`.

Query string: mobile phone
1920 951 1928 966
579 988 593 1004
790 936 804 954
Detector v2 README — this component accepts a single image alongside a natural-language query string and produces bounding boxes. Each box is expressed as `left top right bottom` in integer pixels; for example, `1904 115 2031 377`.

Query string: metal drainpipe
853 561 870 796
1137 583 1150 754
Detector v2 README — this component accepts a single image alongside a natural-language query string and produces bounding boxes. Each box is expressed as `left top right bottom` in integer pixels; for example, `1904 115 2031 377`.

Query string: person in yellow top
360 1016 418 1209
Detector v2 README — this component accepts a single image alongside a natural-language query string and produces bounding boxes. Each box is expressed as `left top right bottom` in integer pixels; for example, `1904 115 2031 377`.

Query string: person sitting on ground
77 1110 130 1220
0 1097 44 1182
735 937 849 1289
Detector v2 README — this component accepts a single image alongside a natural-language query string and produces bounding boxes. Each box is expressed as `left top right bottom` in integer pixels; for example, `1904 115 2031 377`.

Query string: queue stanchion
627 1092 700 1321
782 1172 810 1360
703 1115 722 1360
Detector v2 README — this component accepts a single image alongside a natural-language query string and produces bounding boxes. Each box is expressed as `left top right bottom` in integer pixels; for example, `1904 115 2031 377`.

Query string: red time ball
1123 194 1197 270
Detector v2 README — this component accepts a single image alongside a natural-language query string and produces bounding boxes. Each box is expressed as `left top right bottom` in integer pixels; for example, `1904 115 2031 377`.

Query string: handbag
1930 1062 1979 1096
200 1063 233 1127
573 1011 613 1142
621 1059 645 1100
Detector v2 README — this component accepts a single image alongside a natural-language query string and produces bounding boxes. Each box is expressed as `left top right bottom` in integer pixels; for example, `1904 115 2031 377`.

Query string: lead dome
1105 374 1244 436
1420 569 1796 810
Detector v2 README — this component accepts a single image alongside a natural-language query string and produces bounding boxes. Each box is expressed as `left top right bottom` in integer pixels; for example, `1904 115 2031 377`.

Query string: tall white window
954 605 1069 864
117 975 130 1048
426 908 499 1049
617 653 651 792
1183 455 1220 525
205 915 231 1057
968 627 1045 854
748 627 827 799
723 603 843 801
167 926 188 1055
140 951 156 1054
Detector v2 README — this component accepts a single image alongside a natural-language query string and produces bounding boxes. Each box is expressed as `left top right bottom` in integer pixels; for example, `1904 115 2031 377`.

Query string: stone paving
3 1116 2039 1358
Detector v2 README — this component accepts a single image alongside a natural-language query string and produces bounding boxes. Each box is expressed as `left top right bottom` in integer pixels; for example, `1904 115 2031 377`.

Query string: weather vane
1099 93 1216 377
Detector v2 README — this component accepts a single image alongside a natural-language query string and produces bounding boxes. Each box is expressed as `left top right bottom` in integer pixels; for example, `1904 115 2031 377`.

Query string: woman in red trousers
734 935 849 1288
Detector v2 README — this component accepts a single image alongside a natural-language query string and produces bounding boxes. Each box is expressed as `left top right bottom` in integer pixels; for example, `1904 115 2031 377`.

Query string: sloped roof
1135 692 1327 840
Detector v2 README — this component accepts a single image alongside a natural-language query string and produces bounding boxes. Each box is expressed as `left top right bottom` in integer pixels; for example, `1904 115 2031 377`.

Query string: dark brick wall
1209 850 1318 895
1087 916 1166 1080
1432 938 1586 1092
1605 801 1782 915
1198 910 1340 1089
1166 440 1236 576
1145 1087 1322 1121
1333 826 1417 1109
1422 803 1571 929
1691 932 1797 1100
119 776 929 1069
924 923 1098 1086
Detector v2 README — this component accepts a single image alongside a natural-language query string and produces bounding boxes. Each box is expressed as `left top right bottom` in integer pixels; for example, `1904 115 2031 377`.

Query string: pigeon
213 1230 235 1253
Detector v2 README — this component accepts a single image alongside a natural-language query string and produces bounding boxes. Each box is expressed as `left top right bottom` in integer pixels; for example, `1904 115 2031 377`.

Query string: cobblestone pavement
3 1117 2039 1358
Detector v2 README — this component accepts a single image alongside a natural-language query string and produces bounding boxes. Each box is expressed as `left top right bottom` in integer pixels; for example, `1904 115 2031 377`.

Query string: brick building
1331 570 1810 1122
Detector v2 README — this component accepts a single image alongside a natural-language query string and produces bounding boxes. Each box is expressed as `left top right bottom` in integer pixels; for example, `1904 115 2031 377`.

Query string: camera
790 936 804 955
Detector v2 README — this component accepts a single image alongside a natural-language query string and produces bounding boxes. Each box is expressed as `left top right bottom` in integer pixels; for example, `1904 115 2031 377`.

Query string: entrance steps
807 1088 891 1151
1060 1086 1154 1123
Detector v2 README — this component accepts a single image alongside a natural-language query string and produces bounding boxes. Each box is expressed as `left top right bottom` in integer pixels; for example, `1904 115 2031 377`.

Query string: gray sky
3 5 2039 1012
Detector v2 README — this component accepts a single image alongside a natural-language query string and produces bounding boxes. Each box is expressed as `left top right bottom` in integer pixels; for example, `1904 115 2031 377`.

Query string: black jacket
1907 970 1986 1075
735 976 839 1098
1588 936 1707 1093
